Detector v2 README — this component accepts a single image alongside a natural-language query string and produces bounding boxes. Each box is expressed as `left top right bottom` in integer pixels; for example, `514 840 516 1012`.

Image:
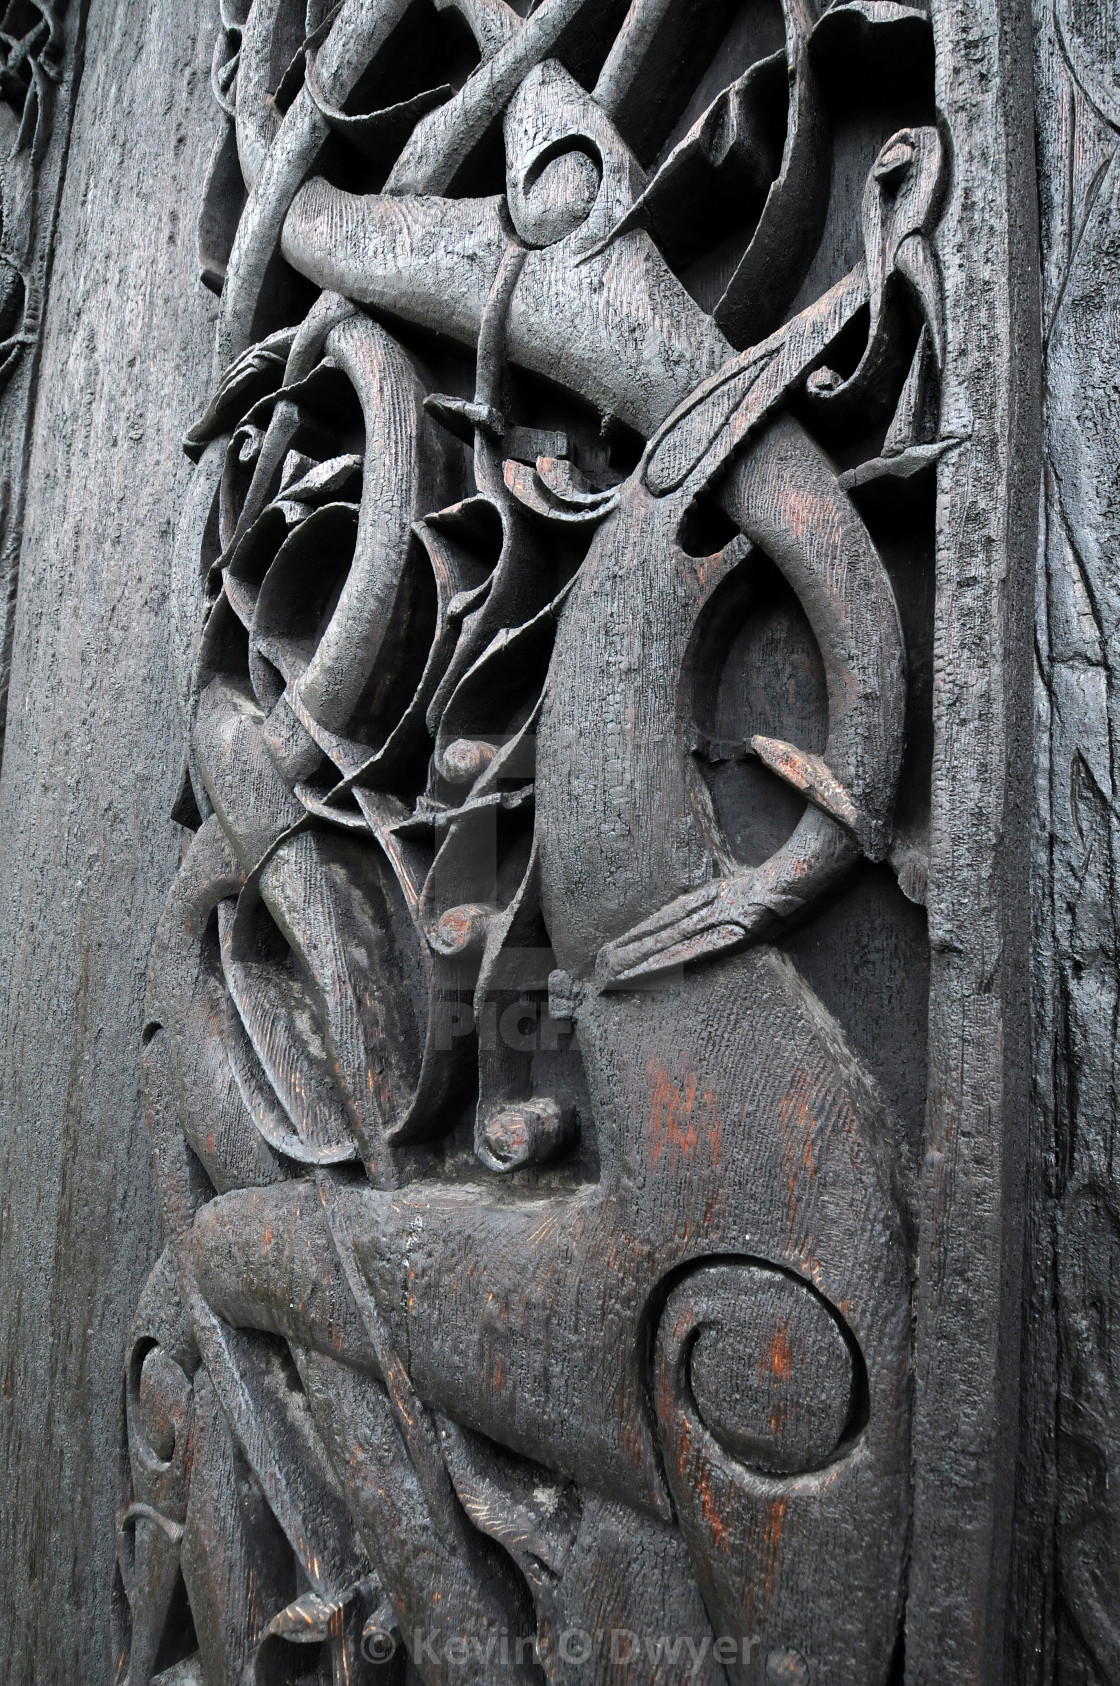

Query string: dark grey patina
0 0 1106 1682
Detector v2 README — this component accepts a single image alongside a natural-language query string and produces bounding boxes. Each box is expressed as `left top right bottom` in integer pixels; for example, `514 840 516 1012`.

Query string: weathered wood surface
98 1 1038 1682
904 0 1040 1679
0 5 219 1682
0 0 1091 1681
0 1 83 763
1028 2 1120 1681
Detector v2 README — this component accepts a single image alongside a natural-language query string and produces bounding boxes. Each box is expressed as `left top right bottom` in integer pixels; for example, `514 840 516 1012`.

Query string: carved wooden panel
110 2 1034 1682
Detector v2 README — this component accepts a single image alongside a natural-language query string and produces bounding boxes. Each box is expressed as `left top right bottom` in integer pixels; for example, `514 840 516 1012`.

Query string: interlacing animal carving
116 2 948 1681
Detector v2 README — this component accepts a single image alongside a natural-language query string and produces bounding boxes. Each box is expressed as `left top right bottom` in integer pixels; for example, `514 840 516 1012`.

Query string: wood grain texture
0 4 219 1681
1025 2 1120 1681
0 0 1057 1679
120 3 944 1672
0 0 83 766
904 0 1040 1678
115 1 1039 1679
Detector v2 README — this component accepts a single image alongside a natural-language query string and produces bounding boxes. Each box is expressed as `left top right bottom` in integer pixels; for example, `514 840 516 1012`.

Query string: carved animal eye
513 140 603 247
874 134 917 189
131 1343 191 1468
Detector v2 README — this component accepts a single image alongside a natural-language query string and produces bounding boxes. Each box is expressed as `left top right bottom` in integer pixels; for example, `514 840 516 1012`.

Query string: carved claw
596 876 775 984
752 734 890 860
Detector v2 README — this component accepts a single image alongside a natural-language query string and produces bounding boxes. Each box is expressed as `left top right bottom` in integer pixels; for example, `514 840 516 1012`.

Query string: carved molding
114 2 1035 1682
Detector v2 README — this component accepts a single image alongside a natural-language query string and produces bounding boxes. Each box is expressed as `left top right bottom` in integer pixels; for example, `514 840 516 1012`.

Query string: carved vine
116 3 946 1682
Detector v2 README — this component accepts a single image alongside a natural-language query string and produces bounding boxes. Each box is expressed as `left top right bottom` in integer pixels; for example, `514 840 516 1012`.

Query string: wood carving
0 0 72 757
115 2 958 1680
0 0 64 379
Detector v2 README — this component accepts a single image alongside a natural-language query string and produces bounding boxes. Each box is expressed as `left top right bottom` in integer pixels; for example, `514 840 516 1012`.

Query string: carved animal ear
711 9 831 347
596 50 788 270
642 347 779 499
641 265 869 501
594 0 771 164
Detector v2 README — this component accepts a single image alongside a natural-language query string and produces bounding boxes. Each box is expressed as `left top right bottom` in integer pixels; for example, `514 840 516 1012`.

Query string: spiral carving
654 1260 861 1479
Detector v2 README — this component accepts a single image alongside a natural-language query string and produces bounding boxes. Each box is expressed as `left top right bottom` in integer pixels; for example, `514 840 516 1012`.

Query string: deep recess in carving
114 2 949 1681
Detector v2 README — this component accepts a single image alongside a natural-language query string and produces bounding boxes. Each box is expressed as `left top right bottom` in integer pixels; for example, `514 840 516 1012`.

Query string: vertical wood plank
0 4 217 1679
1028 1 1120 1679
906 0 1041 1679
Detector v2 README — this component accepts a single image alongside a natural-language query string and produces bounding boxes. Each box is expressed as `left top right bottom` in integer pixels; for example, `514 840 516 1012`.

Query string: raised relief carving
0 0 65 379
0 0 72 755
116 2 946 1680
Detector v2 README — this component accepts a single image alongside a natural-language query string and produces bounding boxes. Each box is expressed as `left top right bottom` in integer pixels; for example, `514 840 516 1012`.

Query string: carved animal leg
343 949 911 1684
192 1184 545 1685
192 1185 376 1370
564 415 905 983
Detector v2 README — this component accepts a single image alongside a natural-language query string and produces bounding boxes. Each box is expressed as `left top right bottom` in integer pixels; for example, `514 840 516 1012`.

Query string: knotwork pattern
116 2 947 1680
